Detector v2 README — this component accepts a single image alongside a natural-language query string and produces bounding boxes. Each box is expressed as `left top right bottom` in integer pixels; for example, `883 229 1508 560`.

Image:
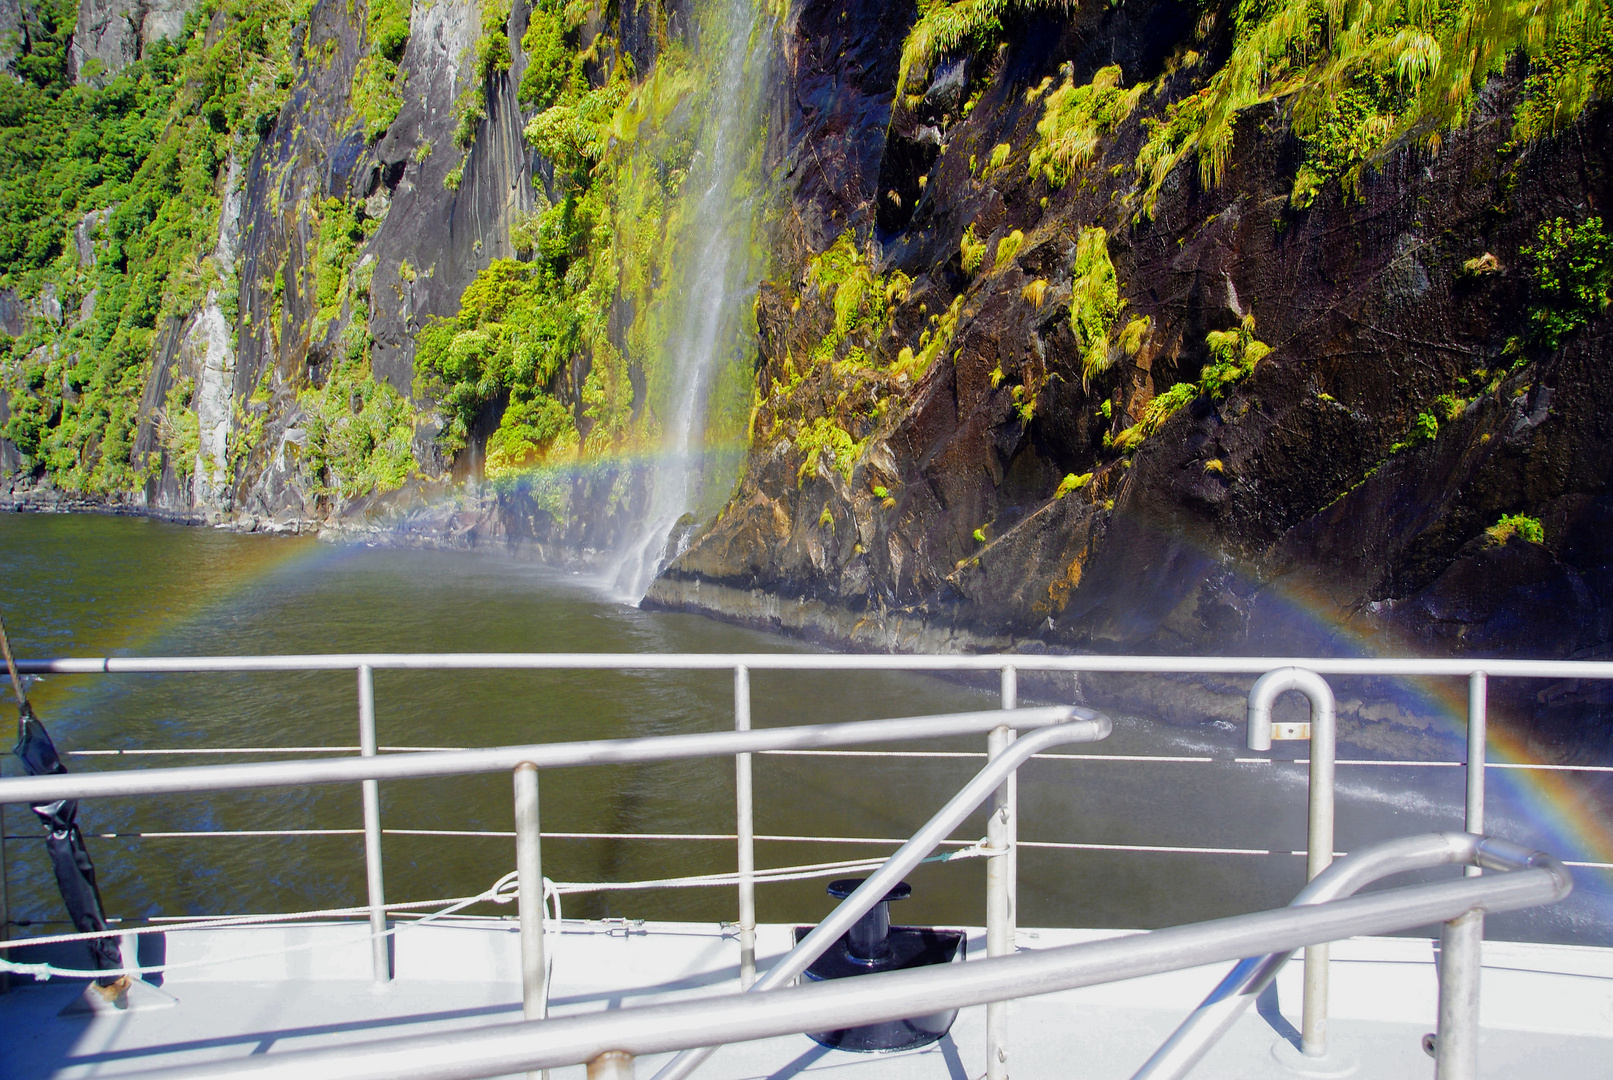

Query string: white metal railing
0 700 1096 1080
1 651 1610 1078
81 832 1574 1080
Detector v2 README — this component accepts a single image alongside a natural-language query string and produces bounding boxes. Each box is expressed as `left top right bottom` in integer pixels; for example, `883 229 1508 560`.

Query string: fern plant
1135 0 1613 217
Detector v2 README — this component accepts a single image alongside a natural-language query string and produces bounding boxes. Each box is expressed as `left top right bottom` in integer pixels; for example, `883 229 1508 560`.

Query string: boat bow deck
5 919 1611 1079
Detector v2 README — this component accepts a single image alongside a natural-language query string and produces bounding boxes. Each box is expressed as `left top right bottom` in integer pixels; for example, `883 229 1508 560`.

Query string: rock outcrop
69 0 194 80
643 0 1613 739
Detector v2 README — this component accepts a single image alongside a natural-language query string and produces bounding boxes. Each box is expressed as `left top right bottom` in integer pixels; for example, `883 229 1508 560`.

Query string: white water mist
606 0 774 601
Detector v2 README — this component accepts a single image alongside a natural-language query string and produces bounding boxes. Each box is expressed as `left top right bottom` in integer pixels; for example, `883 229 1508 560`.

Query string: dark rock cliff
3 0 1612 744
646 0 1613 740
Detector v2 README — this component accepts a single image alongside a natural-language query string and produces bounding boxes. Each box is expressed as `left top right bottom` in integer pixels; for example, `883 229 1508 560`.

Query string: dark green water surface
0 513 1608 946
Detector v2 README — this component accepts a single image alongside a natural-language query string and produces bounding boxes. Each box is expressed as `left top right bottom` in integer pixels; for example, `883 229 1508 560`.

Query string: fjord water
1 514 1609 948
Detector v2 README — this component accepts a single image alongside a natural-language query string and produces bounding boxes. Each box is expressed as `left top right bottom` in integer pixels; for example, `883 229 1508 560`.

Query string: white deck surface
4 918 1612 1079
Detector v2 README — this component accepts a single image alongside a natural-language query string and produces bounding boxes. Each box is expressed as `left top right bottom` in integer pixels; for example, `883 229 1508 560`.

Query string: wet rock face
68 0 196 80
653 0 1613 718
775 0 916 253
218 0 540 523
0 0 21 71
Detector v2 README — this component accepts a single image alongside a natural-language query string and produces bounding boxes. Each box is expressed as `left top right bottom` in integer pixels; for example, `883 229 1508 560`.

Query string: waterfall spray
605 0 773 602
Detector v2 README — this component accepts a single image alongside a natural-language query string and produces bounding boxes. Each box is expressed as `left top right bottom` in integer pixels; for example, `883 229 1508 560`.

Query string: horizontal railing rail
16 650 1613 677
0 706 1077 805
52 743 1613 773
101 834 1572 1080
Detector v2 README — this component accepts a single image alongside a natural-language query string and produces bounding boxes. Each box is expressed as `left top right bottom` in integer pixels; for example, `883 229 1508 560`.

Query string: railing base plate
1271 1039 1358 1077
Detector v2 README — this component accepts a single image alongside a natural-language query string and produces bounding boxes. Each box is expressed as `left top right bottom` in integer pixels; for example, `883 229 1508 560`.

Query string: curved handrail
1131 831 1556 1079
1246 666 1338 1055
108 834 1571 1080
650 707 1114 1080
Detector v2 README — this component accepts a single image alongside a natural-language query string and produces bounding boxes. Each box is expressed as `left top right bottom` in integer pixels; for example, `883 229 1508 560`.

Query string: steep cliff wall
640 0 1613 735
0 0 753 552
3 0 1613 741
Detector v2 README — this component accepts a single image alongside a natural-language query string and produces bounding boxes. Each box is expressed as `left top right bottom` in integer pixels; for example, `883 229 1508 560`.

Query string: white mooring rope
0 841 991 981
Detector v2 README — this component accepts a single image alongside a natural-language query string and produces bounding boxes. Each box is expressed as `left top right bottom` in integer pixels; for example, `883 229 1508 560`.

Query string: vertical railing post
0 800 10 994
1301 696 1335 1059
1000 665 1018 944
1465 672 1488 862
734 665 756 989
1246 668 1335 1059
514 762 548 1080
1434 670 1488 1079
985 664 1018 1080
514 765 546 1016
357 664 389 983
1436 908 1482 1080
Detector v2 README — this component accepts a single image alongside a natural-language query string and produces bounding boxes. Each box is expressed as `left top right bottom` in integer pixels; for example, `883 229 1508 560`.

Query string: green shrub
959 225 987 275
1133 1 1613 219
1054 472 1090 498
299 356 418 497
519 1 574 110
1525 216 1612 349
795 416 862 482
1487 513 1545 545
1070 227 1123 389
893 294 963 381
476 0 515 79
485 394 576 478
454 87 488 148
351 0 411 139
896 0 1062 98
1028 65 1142 188
1112 382 1196 454
413 259 578 454
1201 315 1271 398
158 376 201 479
1513 8 1613 143
993 229 1024 271
0 0 298 492
370 0 411 62
477 32 513 79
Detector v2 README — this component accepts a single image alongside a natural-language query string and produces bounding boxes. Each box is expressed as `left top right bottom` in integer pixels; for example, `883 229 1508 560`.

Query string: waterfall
605 0 774 602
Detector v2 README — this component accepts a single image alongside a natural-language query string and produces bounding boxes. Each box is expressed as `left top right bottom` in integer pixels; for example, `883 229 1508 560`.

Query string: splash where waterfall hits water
605 0 775 602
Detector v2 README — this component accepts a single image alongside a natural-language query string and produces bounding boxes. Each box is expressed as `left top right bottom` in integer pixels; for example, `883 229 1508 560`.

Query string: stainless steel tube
733 665 756 989
1436 908 1483 1079
0 800 9 995
1466 673 1487 864
587 1052 634 1080
986 665 1018 1080
649 709 1113 1080
514 764 545 1021
1000 665 1018 949
18 650 1613 679
0 707 1080 805
515 763 548 1080
1436 671 1490 1078
119 856 1571 1080
357 664 389 984
1246 666 1336 1057
1132 831 1544 1080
